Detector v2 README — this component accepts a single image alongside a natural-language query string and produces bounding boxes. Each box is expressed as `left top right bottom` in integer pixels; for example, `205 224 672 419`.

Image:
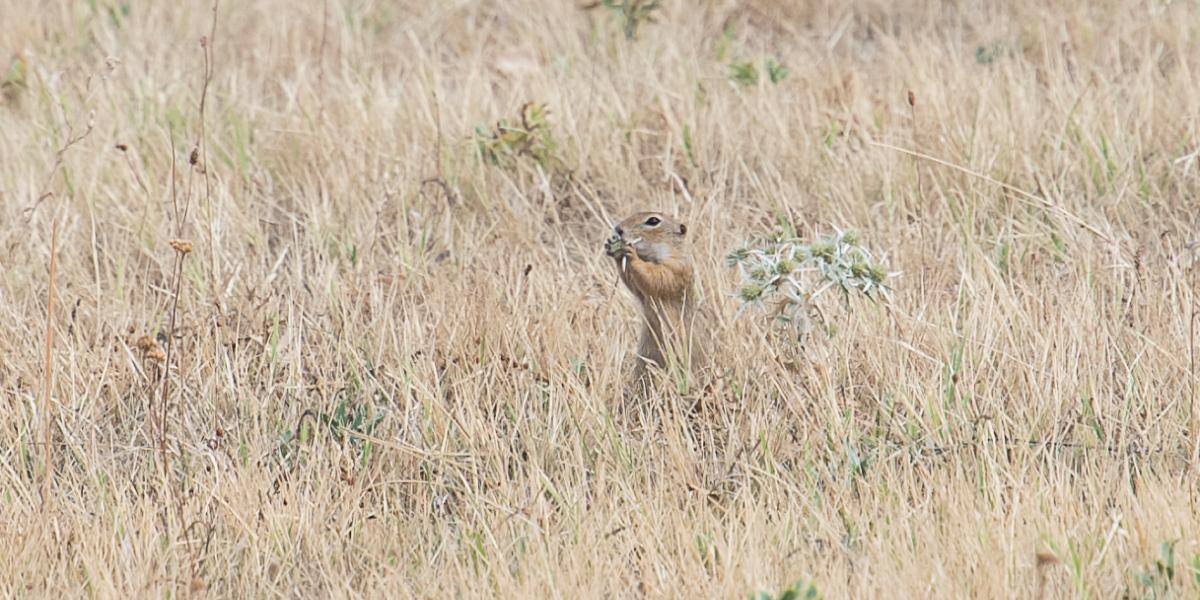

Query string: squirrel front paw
604 235 627 258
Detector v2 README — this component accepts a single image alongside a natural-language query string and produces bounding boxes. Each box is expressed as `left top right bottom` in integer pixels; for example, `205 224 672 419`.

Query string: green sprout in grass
473 101 560 170
727 227 894 341
765 57 789 83
728 57 789 86
278 394 384 469
600 0 662 40
1125 540 1179 599
728 61 758 85
752 578 822 600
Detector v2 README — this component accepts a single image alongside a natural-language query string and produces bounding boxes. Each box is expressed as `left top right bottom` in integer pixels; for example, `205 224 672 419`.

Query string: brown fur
606 212 705 381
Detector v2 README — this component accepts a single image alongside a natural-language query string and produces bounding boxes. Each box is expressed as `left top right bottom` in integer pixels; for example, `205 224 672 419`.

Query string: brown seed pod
135 335 157 352
170 239 194 254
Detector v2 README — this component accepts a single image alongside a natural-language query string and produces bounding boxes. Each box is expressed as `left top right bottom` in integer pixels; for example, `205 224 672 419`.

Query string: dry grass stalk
39 214 59 505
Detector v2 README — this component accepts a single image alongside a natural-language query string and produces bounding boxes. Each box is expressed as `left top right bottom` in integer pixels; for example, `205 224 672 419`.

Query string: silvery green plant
727 228 893 340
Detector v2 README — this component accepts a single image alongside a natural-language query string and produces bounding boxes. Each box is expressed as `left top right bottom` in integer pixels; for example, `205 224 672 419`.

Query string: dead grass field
2 0 1200 597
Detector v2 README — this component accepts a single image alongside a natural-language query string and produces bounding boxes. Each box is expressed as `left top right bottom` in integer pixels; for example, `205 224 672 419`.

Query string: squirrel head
613 212 689 263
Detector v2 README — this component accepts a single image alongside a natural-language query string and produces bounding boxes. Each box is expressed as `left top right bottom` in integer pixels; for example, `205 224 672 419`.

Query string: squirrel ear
679 223 688 235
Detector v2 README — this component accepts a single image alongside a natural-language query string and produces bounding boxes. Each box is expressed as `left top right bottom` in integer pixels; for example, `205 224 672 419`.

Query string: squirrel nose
614 225 624 237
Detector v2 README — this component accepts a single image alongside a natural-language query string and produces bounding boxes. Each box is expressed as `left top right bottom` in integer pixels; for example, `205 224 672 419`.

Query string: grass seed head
169 239 194 254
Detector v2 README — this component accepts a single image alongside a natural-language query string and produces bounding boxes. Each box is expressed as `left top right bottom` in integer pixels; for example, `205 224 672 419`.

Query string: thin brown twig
30 75 98 506
23 118 95 219
1190 257 1198 466
159 0 218 451
199 0 219 286
169 1 219 582
145 1 221 579
159 253 184 459
40 213 60 505
907 90 923 204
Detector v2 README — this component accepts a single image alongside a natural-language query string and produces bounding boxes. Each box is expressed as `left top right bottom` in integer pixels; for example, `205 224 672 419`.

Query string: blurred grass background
1 0 1199 596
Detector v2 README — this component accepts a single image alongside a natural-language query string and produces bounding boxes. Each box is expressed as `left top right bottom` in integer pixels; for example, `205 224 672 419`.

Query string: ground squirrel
604 211 705 381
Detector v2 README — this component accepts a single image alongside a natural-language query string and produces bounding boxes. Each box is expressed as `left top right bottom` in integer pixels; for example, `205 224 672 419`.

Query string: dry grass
2 0 1200 597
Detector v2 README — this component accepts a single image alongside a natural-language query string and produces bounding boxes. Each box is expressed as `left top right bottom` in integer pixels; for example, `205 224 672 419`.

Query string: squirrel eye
644 216 661 226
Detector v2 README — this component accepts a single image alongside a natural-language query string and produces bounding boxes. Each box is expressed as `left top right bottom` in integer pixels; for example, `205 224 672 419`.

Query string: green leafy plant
322 395 383 444
727 227 893 341
601 0 661 40
752 579 822 600
728 61 758 85
278 395 384 467
474 101 561 171
728 57 789 86
766 57 789 83
682 124 696 166
974 41 1006 65
1126 540 1178 599
714 25 736 61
